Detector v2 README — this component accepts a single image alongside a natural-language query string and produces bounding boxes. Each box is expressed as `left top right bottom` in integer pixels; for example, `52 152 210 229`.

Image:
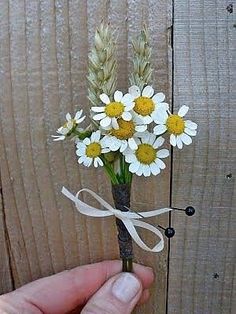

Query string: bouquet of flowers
52 23 197 272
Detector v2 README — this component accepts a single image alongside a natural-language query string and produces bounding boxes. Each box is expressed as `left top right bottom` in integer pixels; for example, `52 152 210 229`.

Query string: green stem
101 156 119 185
122 258 133 272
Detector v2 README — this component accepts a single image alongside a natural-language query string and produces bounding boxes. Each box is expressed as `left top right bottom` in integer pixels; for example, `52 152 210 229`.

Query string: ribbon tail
61 187 113 218
122 219 164 253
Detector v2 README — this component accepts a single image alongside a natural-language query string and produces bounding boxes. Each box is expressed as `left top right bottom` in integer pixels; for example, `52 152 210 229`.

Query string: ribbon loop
61 187 172 253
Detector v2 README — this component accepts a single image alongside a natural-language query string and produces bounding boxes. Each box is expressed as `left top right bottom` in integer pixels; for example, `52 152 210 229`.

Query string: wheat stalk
129 25 153 90
87 23 117 107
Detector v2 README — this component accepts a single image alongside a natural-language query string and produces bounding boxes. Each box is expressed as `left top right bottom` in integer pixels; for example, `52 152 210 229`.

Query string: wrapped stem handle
112 184 133 272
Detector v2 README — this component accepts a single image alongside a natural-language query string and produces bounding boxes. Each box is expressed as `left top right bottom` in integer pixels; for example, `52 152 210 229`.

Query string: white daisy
123 132 169 177
128 85 169 125
52 110 85 141
153 105 198 149
103 116 147 153
76 130 110 167
91 90 135 130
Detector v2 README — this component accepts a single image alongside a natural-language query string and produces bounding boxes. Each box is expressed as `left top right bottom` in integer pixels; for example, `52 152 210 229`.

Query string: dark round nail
185 206 195 216
164 227 175 238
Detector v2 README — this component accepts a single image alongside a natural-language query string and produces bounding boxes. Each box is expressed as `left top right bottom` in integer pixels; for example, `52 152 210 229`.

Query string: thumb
81 272 143 314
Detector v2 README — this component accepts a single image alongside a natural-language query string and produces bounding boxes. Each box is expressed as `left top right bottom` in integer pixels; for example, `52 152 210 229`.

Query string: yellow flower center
86 142 101 158
111 119 135 140
105 102 124 118
136 144 156 165
166 115 185 135
134 96 155 116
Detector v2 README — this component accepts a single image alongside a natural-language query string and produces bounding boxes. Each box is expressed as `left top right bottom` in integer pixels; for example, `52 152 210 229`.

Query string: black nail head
185 206 195 216
165 227 175 238
226 4 233 14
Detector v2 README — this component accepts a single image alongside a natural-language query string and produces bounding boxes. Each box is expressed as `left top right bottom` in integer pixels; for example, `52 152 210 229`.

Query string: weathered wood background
0 0 235 313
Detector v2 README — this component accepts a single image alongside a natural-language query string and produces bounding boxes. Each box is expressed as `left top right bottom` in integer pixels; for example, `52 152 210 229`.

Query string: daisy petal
156 159 166 169
176 136 183 149
157 149 169 158
66 113 71 121
150 163 160 175
142 116 153 124
152 92 165 103
124 102 135 111
120 141 128 152
75 110 82 119
110 140 120 151
112 118 119 129
77 116 86 123
100 116 111 128
122 111 132 121
143 165 151 177
91 130 100 142
94 158 98 167
158 102 169 111
122 93 135 106
86 158 93 167
185 128 197 136
59 127 68 135
52 135 65 141
153 124 167 135
93 113 106 120
97 157 103 166
128 85 141 98
142 85 154 98
83 138 90 145
178 105 189 117
128 138 138 150
153 110 168 123
76 147 86 156
148 133 156 145
180 133 192 145
102 148 110 153
78 156 86 164
170 134 177 146
129 161 140 173
114 90 123 102
135 125 147 132
185 120 198 130
125 153 136 163
153 136 165 148
91 106 105 113
100 93 110 104
136 165 144 176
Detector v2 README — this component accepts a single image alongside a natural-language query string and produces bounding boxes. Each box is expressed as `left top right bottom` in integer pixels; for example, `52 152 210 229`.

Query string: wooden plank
168 1 236 313
0 153 13 293
0 2 172 313
126 1 172 313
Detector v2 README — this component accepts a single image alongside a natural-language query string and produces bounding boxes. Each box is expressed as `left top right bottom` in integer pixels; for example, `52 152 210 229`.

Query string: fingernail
112 273 141 303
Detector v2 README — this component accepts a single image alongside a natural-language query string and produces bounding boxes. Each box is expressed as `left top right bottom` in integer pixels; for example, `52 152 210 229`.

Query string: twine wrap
112 184 133 259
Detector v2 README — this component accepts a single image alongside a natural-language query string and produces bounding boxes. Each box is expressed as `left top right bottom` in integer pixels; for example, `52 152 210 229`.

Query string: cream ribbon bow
62 187 173 253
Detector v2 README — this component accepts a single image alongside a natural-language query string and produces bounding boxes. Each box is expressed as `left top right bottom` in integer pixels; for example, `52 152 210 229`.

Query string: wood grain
127 1 172 313
168 1 236 313
0 3 171 313
0 135 13 293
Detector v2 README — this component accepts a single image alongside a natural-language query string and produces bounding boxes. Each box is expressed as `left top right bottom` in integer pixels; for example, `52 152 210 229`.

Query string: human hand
0 260 154 314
